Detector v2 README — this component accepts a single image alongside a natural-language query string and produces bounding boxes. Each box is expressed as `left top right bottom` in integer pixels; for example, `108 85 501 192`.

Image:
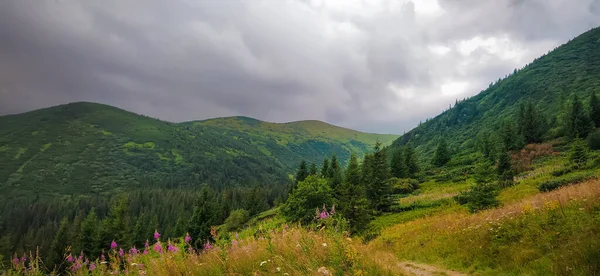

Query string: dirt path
397 262 468 276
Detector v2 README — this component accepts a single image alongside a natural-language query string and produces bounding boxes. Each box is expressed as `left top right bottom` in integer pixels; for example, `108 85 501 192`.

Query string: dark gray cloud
0 0 599 133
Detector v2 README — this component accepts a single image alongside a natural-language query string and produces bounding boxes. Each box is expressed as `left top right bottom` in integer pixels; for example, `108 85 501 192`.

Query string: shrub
538 172 596 192
282 175 333 224
587 129 600 150
390 178 419 194
224 209 250 232
454 182 500 213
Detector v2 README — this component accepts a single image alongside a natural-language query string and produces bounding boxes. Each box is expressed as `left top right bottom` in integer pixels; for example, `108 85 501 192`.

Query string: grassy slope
392 27 600 159
190 116 397 167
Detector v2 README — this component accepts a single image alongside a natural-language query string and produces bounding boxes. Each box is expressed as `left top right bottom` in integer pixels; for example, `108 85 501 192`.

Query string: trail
397 261 468 276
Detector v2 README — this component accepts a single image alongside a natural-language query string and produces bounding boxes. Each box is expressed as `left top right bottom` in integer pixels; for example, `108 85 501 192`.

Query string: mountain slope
392 27 600 158
0 102 397 199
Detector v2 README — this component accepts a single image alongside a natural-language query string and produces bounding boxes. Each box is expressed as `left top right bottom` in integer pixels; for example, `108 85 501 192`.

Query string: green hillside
393 27 600 159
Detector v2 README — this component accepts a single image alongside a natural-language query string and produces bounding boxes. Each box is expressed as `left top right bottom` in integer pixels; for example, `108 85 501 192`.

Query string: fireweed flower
89 263 96 271
130 246 139 255
20 254 27 263
100 253 105 262
185 233 192 243
153 241 163 253
110 240 117 250
154 230 161 240
167 242 178 252
204 241 213 250
231 239 238 246
235 233 239 239
11 257 19 265
119 248 124 257
67 254 74 262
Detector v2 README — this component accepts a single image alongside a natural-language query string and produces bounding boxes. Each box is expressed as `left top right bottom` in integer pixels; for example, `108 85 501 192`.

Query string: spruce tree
432 137 451 167
48 218 70 272
590 92 600 128
308 163 318 176
338 154 370 233
188 188 218 248
320 159 330 177
500 120 523 150
570 139 588 168
367 142 392 212
519 102 546 144
295 160 309 184
496 149 514 186
80 209 100 258
567 94 593 139
404 143 419 177
327 155 343 193
390 148 407 178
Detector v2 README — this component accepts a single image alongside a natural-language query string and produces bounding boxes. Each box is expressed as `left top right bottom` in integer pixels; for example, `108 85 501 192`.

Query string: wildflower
284 225 289 229
167 242 178 252
89 262 97 271
322 243 327 247
235 233 239 239
185 233 192 243
100 253 105 262
317 266 330 275
204 241 214 250
260 261 267 266
154 230 161 240
119 248 124 257
12 257 19 265
232 239 238 246
67 254 74 262
153 241 163 253
143 249 149 255
20 254 27 263
130 246 139 255
111 240 118 250
276 267 281 272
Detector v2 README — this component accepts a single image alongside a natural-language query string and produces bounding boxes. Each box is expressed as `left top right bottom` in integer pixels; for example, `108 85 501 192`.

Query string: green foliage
496 149 514 186
566 94 593 139
538 171 596 192
587 129 600 150
282 175 333 225
431 137 451 167
590 92 600 127
390 148 408 178
295 160 309 184
337 154 370 233
455 158 499 212
518 102 547 144
390 178 420 194
224 209 250 232
188 188 220 248
403 143 419 177
499 120 524 150
366 142 393 212
569 138 589 168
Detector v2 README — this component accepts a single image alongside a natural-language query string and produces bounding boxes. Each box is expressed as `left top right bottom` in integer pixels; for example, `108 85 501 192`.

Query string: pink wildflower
130 246 138 255
235 233 239 239
67 254 74 262
204 241 214 250
118 248 124 257
110 240 117 249
100 253 105 262
12 257 19 266
184 233 192 243
143 249 148 255
153 241 163 253
89 263 96 271
154 230 161 240
232 239 238 246
20 254 27 263
144 240 150 249
167 242 178 252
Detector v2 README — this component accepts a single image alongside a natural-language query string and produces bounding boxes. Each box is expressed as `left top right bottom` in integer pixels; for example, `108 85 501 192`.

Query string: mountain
0 102 397 199
392 27 600 159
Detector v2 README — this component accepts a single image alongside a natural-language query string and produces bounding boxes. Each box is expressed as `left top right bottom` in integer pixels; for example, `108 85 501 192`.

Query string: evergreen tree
518 102 546 144
390 148 407 178
308 163 318 176
456 158 499 213
500 120 523 150
48 218 70 272
338 154 370 233
496 149 514 186
404 143 419 177
295 160 309 183
590 92 600 128
366 142 392 212
188 188 218 248
432 137 451 167
244 186 269 216
476 130 496 162
102 197 131 250
320 159 330 177
567 94 593 139
79 209 100 258
327 155 343 193
569 139 588 168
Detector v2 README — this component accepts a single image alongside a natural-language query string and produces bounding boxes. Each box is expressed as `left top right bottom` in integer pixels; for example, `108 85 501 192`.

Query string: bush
538 172 595 192
224 209 250 232
390 178 420 194
282 175 333 224
454 182 500 213
551 166 575 177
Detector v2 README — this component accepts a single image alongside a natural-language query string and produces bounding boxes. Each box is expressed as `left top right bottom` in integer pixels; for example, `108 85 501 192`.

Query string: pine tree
320 159 330 177
404 143 419 177
390 148 407 178
500 120 523 150
569 138 588 168
48 218 70 272
80 209 100 258
567 94 593 139
496 149 514 186
590 92 600 128
244 186 268 216
432 137 451 167
476 130 496 162
519 102 546 144
367 142 392 212
308 163 318 176
102 197 131 250
337 154 370 233
295 160 309 186
188 188 218 248
327 155 343 193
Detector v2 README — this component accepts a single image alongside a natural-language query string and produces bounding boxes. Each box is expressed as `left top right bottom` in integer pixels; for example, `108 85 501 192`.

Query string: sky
1 0 599 134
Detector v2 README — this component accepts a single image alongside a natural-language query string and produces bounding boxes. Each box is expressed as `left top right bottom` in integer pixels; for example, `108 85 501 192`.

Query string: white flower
276 267 281 272
322 243 327 247
260 261 267 267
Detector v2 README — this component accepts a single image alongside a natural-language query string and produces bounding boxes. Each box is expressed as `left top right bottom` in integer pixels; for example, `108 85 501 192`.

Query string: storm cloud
1 0 599 133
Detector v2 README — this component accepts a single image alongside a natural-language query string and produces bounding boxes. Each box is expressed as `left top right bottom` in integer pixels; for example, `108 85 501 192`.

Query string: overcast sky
1 0 599 133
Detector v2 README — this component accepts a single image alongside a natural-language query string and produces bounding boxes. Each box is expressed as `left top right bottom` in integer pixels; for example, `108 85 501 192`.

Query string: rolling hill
0 102 397 199
392 27 600 160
